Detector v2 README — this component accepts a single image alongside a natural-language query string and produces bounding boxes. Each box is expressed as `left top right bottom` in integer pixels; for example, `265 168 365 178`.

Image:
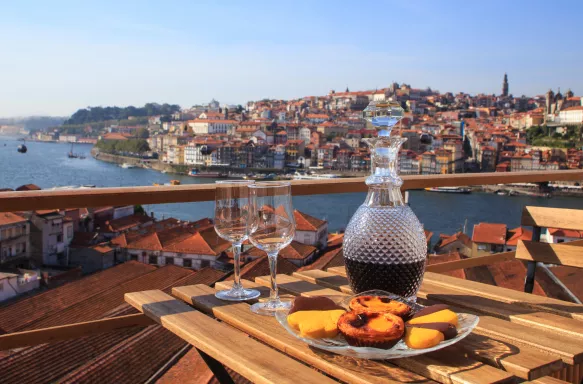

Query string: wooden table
125 267 583 384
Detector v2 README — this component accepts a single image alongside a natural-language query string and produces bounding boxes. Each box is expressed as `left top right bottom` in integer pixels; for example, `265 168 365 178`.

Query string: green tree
136 128 150 139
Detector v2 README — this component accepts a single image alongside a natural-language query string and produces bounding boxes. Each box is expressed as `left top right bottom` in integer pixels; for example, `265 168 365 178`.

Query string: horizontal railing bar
426 251 517 273
0 313 154 350
0 170 582 212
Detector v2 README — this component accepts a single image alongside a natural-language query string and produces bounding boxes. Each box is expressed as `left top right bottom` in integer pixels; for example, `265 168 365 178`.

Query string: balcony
0 170 583 384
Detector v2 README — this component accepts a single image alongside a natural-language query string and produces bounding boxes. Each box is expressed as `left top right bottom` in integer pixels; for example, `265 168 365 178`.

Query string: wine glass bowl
214 180 261 301
248 181 295 316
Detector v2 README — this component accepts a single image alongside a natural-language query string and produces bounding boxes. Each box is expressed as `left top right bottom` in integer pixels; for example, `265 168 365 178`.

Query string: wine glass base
250 299 291 316
215 288 261 301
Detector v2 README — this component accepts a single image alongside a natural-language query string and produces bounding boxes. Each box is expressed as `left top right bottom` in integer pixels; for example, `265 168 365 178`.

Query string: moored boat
424 187 472 194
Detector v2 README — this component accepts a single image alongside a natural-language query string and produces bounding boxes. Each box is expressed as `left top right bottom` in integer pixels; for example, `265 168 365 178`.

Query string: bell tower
502 73 509 97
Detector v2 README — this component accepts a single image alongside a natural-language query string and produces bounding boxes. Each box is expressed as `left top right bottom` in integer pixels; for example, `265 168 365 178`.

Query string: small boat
424 187 472 194
189 169 225 178
293 173 340 180
17 144 27 153
496 191 506 196
161 170 167 174
120 163 136 169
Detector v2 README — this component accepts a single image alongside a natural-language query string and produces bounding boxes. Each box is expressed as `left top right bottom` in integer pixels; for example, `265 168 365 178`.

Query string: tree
136 127 150 139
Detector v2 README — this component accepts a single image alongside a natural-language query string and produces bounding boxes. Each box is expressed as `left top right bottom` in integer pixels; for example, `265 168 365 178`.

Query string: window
477 244 487 251
558 239 565 243
165 257 174 265
57 234 63 242
200 260 210 268
130 254 138 261
183 259 192 268
149 256 157 265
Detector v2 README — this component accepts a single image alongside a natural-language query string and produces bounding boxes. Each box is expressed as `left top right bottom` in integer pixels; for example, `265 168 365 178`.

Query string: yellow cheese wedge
408 309 458 327
405 326 445 349
287 309 346 339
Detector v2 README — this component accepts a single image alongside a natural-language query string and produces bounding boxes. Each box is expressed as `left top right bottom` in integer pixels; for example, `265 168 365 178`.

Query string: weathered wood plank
124 289 337 384
0 313 154 350
422 271 583 322
522 206 583 231
2 170 582 212
173 283 432 384
255 274 515 384
295 270 564 380
516 241 583 268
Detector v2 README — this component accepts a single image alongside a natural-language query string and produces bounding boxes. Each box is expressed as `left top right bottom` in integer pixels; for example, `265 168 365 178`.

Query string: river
1 137 581 244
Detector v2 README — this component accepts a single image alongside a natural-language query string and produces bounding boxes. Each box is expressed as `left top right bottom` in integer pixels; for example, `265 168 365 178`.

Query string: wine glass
248 181 295 316
214 180 261 301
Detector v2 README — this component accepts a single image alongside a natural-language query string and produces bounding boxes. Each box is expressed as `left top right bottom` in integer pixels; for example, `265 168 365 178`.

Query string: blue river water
1 136 581 243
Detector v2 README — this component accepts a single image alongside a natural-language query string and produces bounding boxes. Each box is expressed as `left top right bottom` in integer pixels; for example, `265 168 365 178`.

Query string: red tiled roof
294 210 326 231
25 265 194 330
548 228 583 238
438 232 472 248
102 133 131 140
427 253 466 279
549 266 583 302
298 247 344 272
97 214 153 233
506 227 532 246
0 212 27 226
472 223 507 245
236 255 298 281
0 261 156 333
487 260 546 296
15 184 41 191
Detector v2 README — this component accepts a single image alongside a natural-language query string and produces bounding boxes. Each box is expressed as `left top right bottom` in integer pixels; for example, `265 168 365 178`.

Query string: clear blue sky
1 0 581 117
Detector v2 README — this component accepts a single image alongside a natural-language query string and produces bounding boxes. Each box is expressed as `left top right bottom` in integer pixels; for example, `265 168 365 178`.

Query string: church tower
502 73 509 97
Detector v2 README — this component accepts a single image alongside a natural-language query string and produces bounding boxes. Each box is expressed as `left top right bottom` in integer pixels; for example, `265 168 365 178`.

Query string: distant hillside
0 116 67 131
65 103 181 125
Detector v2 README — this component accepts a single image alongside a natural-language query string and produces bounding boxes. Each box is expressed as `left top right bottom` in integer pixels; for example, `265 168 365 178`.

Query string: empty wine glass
248 181 296 316
214 180 261 301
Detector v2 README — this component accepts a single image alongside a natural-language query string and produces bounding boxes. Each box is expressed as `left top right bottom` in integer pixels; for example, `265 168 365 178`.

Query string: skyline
1 0 582 117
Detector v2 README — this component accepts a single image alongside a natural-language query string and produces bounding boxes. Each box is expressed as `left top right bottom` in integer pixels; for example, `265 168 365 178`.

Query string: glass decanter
343 101 427 301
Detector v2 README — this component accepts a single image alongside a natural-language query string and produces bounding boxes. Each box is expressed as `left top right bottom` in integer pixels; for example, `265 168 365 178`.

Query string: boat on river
425 187 472 194
189 169 227 178
120 163 136 169
293 173 340 180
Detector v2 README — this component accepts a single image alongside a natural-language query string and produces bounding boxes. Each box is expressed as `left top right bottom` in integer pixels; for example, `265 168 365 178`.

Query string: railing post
524 226 541 293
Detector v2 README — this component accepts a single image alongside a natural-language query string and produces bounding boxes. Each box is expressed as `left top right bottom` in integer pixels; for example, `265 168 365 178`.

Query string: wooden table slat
124 289 337 384
255 274 516 384
293 270 564 380
173 283 434 384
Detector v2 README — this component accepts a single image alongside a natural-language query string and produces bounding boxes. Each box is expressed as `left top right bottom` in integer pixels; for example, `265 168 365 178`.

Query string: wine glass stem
232 243 243 292
267 252 279 303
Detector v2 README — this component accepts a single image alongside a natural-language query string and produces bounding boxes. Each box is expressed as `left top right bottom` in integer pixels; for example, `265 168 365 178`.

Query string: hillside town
22 74 583 175
2 76 583 382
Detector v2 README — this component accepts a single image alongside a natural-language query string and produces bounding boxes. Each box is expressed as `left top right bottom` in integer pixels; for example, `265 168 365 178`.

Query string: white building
541 228 583 244
0 212 30 265
188 119 237 135
299 126 311 145
557 106 583 125
0 271 41 303
29 211 74 266
293 210 328 249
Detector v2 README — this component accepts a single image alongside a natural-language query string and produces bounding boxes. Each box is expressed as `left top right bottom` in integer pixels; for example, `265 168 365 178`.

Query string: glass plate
275 290 479 360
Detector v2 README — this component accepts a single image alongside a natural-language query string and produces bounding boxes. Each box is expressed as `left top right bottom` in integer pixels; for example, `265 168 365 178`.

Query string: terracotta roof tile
0 261 155 333
548 228 583 238
486 260 546 296
236 256 298 281
505 227 532 246
294 210 326 232
0 212 27 226
15 184 41 191
298 247 344 272
427 253 466 279
472 223 507 245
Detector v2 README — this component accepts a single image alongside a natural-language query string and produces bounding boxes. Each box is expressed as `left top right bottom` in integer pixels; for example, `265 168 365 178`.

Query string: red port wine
345 259 426 299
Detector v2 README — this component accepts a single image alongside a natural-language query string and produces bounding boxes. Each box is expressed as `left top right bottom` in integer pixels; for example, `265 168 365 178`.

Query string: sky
1 0 582 117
